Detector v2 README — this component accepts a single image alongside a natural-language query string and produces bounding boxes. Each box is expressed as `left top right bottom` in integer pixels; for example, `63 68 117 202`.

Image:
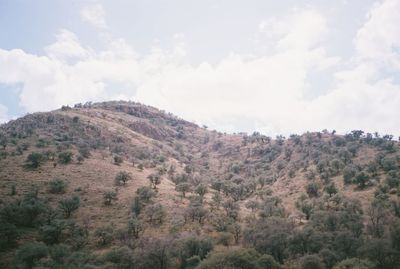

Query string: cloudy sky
1 0 400 136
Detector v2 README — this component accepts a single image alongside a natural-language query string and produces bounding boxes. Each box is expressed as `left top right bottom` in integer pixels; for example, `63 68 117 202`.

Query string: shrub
300 255 326 269
127 217 143 238
114 155 123 165
26 152 46 168
103 191 117 205
58 196 80 218
48 178 67 194
333 258 373 269
0 220 18 250
176 182 192 198
95 225 114 246
343 166 357 184
15 241 48 269
148 174 162 189
58 151 73 164
196 248 261 269
145 203 166 225
115 171 132 186
256 254 281 269
195 183 208 201
306 182 320 198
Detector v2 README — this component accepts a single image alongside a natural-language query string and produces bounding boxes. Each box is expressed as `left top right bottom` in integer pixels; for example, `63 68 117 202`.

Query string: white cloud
0 3 400 136
354 0 400 69
45 29 90 61
80 2 107 29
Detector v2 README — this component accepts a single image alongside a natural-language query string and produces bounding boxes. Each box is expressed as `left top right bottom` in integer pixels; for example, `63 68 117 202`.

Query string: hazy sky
1 0 400 136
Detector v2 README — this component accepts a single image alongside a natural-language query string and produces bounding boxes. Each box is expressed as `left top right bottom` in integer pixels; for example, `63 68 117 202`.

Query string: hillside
1 101 400 269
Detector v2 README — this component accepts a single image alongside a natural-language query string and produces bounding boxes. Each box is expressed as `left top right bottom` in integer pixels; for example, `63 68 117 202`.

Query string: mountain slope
1 101 400 269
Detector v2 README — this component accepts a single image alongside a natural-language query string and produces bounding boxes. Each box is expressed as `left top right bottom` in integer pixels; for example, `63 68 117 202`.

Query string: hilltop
1 101 400 269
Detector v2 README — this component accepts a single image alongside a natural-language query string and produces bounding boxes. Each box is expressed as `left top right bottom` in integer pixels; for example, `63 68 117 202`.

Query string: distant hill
1 101 400 269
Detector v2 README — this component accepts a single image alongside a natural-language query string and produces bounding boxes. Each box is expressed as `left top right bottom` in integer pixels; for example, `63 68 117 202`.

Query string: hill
1 101 400 269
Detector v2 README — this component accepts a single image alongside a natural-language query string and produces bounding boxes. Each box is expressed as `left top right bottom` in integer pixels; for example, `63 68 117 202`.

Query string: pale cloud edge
1 0 400 137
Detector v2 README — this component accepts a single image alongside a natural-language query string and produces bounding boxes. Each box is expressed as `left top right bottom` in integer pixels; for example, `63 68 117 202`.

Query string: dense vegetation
1 101 400 268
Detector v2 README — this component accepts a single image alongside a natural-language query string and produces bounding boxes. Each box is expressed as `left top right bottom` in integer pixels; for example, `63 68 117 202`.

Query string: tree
103 191 117 205
136 186 155 203
196 248 261 269
114 155 123 165
15 241 48 269
300 255 326 269
296 194 313 220
306 182 320 198
148 174 162 189
176 182 191 198
0 220 18 250
355 171 370 189
95 225 114 246
115 171 132 186
195 183 208 202
58 196 80 218
324 182 338 197
218 232 233 248
26 152 46 168
229 223 241 244
343 166 357 184
179 236 214 266
245 200 259 212
0 132 7 149
333 258 373 269
145 203 166 225
256 254 281 269
127 217 143 238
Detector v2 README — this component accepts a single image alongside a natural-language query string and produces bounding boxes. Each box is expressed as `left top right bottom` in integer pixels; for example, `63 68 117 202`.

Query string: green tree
95 225 114 246
306 182 320 198
127 217 143 238
324 182 338 197
333 258 373 269
115 171 132 186
26 152 46 168
300 255 326 269
58 196 80 218
103 191 117 205
0 220 18 250
15 241 48 269
195 183 208 202
176 182 191 198
148 174 162 189
58 151 73 164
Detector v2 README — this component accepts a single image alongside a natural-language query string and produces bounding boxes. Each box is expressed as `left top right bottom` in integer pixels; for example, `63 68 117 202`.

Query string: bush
333 258 373 269
0 220 18 250
148 174 162 189
306 182 320 198
26 152 46 168
103 191 117 205
95 225 114 246
196 248 262 269
176 182 192 198
114 155 123 165
15 241 48 269
48 178 67 194
256 254 281 269
300 255 326 269
58 151 73 164
58 196 80 218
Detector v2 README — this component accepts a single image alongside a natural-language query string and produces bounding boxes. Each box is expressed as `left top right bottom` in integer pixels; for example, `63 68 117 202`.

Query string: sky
1 0 400 136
